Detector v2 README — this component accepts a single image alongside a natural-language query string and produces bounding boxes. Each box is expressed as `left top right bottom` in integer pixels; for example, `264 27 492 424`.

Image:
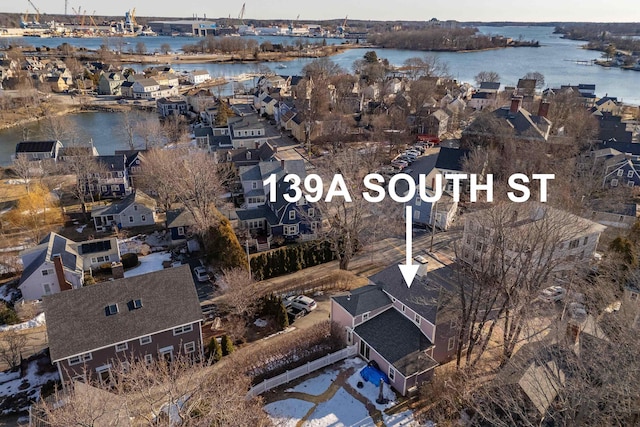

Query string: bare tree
59 146 107 217
9 155 36 193
219 267 258 318
522 71 545 89
474 70 501 86
0 330 27 369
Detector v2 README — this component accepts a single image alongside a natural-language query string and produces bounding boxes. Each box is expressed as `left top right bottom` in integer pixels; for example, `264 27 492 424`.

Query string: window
414 210 420 220
308 208 315 217
117 171 124 178
388 366 395 381
115 342 128 352
140 335 152 345
129 299 143 310
184 342 196 354
173 324 193 335
629 181 635 188
447 336 456 351
628 170 635 178
415 197 421 206
96 365 112 384
569 239 579 249
105 304 118 316
144 354 153 364
41 268 54 276
611 179 619 187
129 216 134 223
401 304 406 313
88 184 95 192
289 210 296 220
583 236 589 245
141 215 146 222
252 181 257 189
617 169 624 177
43 283 52 295
359 341 370 360
68 353 92 366
111 185 119 191
362 312 370 321
159 346 173 362
101 185 107 193
177 226 185 236
630 292 638 301
414 313 421 324
133 205 138 211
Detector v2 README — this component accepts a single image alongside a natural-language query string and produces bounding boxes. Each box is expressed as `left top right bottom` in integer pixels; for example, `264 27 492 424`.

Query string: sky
3 0 640 23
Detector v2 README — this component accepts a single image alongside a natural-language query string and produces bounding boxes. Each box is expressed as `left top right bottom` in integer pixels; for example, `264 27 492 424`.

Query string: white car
539 286 566 303
193 266 211 282
285 295 317 313
568 302 587 322
414 255 428 264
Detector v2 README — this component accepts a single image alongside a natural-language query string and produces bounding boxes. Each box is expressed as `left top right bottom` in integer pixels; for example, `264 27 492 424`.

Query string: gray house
92 191 157 232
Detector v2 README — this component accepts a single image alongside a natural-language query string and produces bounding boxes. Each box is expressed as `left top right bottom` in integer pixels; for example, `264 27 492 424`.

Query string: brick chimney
510 96 523 115
566 322 580 345
111 262 124 280
280 159 285 169
53 254 72 291
537 100 550 118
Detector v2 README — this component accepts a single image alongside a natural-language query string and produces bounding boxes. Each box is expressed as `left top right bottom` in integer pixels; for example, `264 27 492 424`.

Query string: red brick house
330 264 459 396
44 265 203 385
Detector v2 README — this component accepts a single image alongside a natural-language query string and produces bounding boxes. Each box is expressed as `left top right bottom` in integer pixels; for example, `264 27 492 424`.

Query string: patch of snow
0 245 27 253
384 410 419 426
0 357 59 412
0 313 46 332
285 369 339 396
254 318 268 328
264 398 315 427
0 283 19 303
305 388 371 427
124 252 172 278
75 224 87 233
0 370 20 385
4 179 30 185
346 366 397 411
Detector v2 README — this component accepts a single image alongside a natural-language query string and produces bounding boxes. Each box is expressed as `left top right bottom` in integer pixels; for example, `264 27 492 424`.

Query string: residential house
594 96 621 115
156 97 188 117
114 150 146 188
256 75 288 92
91 191 158 232
588 200 639 229
425 146 470 196
74 237 121 271
44 266 204 384
330 263 460 396
516 78 537 97
14 140 63 162
150 72 179 87
166 208 197 242
406 190 457 231
187 70 211 85
228 115 268 149
595 113 633 143
468 92 497 110
18 232 84 301
132 78 179 99
98 72 125 96
58 145 99 161
81 155 132 199
478 81 501 94
185 88 216 113
120 81 135 98
424 109 449 138
459 204 606 275
622 282 640 329
259 95 278 117
46 75 69 93
290 115 307 142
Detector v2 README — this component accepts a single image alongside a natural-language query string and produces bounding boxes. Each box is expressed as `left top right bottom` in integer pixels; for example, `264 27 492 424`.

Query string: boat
275 64 287 69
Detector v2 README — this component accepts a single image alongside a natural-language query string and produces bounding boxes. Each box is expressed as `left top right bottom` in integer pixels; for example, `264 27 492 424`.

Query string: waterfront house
15 140 63 162
156 97 189 117
18 232 84 301
91 191 158 233
80 154 132 199
44 266 204 384
330 264 459 396
98 72 124 96
187 70 211 85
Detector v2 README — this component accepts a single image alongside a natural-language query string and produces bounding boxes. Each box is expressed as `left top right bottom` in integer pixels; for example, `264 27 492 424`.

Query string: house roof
236 205 279 224
15 140 59 154
96 155 126 172
44 265 202 362
194 126 214 138
92 191 156 217
134 78 160 88
166 208 196 228
492 106 552 140
19 232 82 285
332 285 391 316
479 81 501 91
595 96 618 106
355 308 437 376
434 147 469 172
114 150 146 169
77 237 117 255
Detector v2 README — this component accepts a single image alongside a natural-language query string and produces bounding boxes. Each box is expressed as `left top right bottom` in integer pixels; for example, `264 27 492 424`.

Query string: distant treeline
556 23 640 52
368 27 538 51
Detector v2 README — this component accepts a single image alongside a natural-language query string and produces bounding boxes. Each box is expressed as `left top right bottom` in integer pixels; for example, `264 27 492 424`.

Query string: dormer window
289 210 296 220
128 299 143 310
105 304 119 316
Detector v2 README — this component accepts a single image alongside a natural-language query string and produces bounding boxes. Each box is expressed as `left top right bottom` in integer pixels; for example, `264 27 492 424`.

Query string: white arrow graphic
399 206 420 288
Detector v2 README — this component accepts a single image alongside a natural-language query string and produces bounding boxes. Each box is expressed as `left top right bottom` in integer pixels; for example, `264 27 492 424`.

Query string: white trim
144 354 153 364
115 342 128 352
139 335 152 345
362 311 370 321
173 324 194 336
184 341 196 354
52 320 202 363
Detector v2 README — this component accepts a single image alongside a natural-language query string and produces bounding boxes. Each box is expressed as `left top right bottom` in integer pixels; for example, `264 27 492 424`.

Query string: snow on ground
4 179 30 185
264 398 315 427
124 252 172 278
286 368 339 396
0 246 26 253
75 224 87 233
0 283 20 303
0 357 59 413
254 318 268 328
347 364 397 411
118 235 147 255
305 388 371 427
383 410 419 426
0 313 45 332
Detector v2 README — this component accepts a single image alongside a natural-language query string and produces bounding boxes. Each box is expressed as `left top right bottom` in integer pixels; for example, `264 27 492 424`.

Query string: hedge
250 241 335 281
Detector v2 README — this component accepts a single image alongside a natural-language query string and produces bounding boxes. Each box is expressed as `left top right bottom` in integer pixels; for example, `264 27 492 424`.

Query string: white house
132 79 179 99
18 233 84 301
74 237 121 271
188 70 211 85
91 191 158 232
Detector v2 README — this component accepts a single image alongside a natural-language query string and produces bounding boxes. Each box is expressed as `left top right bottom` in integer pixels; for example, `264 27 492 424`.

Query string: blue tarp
360 365 390 385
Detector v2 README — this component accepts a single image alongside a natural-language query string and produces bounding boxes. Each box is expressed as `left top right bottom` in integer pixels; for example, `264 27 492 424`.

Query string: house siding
19 261 82 301
353 305 392 327
433 319 458 363
353 333 408 395
56 322 202 383
330 300 355 329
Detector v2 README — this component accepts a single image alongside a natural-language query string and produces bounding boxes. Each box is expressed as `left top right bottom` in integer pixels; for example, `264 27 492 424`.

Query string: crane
237 3 245 26
65 0 68 16
71 6 79 24
21 9 29 27
338 15 348 36
26 0 41 23
80 8 86 26
89 10 97 32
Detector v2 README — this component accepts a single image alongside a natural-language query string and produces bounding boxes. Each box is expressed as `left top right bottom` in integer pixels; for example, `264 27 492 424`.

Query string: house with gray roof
98 72 125 96
15 140 63 162
79 154 132 199
228 115 268 149
44 265 204 384
18 232 84 301
166 208 197 243
92 191 157 232
330 264 460 395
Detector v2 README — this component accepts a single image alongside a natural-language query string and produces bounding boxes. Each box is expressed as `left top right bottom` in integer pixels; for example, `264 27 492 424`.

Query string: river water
0 26 638 166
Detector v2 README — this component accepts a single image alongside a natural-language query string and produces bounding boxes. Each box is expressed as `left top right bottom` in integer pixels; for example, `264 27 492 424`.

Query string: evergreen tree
221 335 235 356
207 337 222 362
276 301 289 331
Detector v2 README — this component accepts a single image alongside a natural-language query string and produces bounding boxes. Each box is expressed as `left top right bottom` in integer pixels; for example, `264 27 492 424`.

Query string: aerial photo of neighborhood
0 0 639 425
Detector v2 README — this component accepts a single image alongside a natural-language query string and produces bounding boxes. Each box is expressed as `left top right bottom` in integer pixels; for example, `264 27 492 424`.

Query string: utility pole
65 0 68 16
430 201 438 253
245 239 251 280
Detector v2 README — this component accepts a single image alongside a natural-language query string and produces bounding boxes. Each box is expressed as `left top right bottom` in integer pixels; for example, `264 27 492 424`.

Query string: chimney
281 159 285 170
566 322 580 345
53 254 72 291
509 96 523 115
111 262 124 280
537 100 550 118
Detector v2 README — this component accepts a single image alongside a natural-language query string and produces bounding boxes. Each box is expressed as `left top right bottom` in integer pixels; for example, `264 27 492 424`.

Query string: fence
247 345 357 397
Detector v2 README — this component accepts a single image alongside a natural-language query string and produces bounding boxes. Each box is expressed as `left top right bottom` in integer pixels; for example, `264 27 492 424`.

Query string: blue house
405 191 458 231
81 154 132 199
166 208 197 243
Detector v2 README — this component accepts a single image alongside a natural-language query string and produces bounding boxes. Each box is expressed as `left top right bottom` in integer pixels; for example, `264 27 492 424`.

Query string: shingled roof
44 265 202 362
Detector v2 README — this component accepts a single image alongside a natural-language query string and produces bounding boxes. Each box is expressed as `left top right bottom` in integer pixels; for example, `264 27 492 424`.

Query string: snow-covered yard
0 313 45 332
123 252 173 278
263 357 420 427
0 353 60 415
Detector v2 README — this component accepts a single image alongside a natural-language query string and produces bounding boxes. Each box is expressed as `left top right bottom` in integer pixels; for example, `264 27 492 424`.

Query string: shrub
221 335 235 356
204 216 249 270
121 252 138 269
207 337 222 362
250 241 335 281
275 302 289 331
0 303 20 326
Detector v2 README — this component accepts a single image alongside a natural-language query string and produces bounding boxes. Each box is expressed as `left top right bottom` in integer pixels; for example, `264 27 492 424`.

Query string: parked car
405 149 420 157
285 295 317 313
539 285 566 303
391 160 408 169
568 302 587 322
287 306 307 323
414 255 428 264
193 266 211 282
